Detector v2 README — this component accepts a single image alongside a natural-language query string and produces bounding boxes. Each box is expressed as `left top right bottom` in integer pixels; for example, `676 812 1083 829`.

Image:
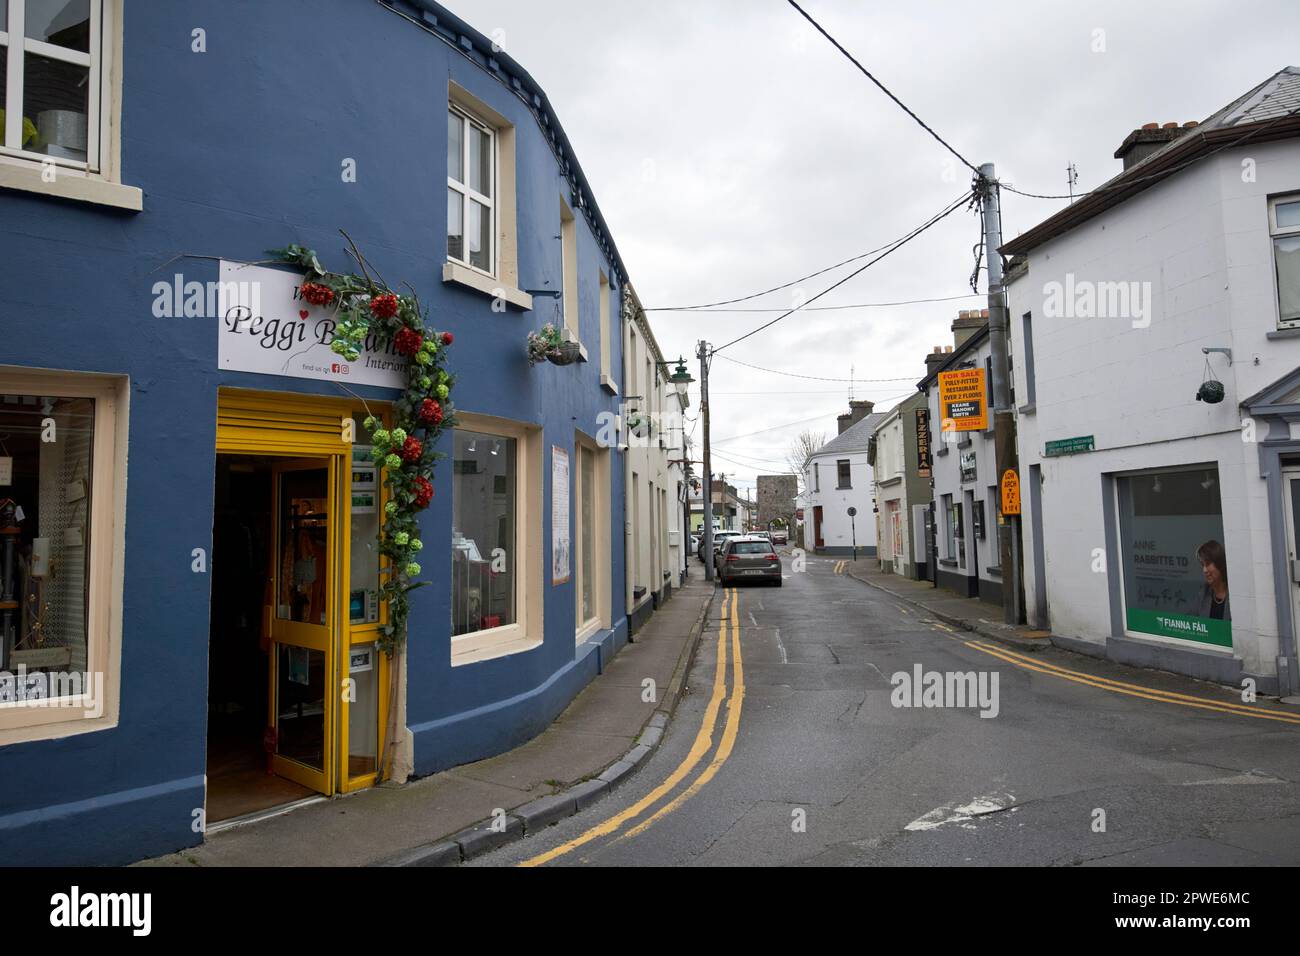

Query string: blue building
0 0 635 864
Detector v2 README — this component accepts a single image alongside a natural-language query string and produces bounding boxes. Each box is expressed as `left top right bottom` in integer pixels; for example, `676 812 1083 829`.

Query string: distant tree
786 429 826 493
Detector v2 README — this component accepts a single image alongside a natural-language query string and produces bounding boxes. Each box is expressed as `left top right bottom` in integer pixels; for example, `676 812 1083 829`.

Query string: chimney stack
924 345 948 378
837 398 875 435
1114 121 1193 170
952 308 987 349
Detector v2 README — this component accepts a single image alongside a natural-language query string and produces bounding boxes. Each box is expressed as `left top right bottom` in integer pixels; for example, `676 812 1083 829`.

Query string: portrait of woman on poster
1196 539 1230 621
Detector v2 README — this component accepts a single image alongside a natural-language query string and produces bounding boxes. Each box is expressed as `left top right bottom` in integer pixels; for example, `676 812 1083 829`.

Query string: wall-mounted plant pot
546 341 582 366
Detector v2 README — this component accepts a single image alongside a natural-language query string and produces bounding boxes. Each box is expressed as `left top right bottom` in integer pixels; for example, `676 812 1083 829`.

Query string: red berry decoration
413 476 433 509
393 327 423 356
400 436 423 463
370 293 399 319
441 331 454 346
419 398 443 425
300 282 335 306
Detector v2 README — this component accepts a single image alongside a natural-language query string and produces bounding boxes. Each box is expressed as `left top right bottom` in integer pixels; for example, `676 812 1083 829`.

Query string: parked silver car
699 529 743 563
717 535 782 586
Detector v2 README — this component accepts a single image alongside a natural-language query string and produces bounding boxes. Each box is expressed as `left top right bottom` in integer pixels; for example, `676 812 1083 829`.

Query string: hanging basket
546 341 582 366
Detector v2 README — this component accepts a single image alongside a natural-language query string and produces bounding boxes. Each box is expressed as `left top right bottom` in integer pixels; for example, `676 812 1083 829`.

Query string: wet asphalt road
474 553 1300 866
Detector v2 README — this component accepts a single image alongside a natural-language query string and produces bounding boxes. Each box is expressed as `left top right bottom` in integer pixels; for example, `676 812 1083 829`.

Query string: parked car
699 529 742 563
771 528 788 545
717 535 782 586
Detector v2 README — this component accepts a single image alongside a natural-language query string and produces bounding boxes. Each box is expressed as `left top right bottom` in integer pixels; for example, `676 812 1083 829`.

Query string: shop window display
0 393 93 696
451 429 516 636
1117 467 1231 648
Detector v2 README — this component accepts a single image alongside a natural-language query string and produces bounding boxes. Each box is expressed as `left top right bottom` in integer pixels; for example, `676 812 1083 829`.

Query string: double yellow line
519 588 746 866
833 560 846 574
965 638 1300 725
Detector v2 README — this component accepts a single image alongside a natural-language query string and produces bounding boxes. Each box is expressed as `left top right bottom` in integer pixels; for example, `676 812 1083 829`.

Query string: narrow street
478 553 1300 866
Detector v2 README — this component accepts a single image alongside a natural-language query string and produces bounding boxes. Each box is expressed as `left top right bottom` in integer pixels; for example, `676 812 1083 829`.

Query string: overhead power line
787 0 978 175
715 354 916 383
709 193 969 354
645 292 982 313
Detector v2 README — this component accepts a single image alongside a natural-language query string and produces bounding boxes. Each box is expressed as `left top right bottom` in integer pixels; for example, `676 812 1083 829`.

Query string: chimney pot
1162 122 1179 129
1141 122 1159 130
980 308 989 318
1183 120 1198 128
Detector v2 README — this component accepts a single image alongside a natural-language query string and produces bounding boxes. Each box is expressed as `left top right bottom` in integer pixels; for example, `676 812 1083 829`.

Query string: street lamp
656 356 695 401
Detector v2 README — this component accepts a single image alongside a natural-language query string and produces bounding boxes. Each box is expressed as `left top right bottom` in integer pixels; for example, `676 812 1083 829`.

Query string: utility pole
978 163 1021 626
698 341 714 581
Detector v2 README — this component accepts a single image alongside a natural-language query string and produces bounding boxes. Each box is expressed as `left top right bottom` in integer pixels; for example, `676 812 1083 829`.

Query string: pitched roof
1002 66 1300 257
811 412 889 457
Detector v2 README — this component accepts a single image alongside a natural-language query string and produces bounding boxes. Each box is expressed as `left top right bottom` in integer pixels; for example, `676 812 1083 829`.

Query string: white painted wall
1007 140 1300 679
804 448 878 552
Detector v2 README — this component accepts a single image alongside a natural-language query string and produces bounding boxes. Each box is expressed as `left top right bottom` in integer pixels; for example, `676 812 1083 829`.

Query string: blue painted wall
0 0 629 864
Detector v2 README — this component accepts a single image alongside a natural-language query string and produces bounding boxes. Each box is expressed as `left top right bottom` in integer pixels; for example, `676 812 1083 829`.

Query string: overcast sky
451 0 1300 498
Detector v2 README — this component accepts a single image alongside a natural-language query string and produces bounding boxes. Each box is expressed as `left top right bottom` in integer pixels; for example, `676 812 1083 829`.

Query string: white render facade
803 411 883 556
1004 67 1300 693
921 327 1007 605
622 287 686 632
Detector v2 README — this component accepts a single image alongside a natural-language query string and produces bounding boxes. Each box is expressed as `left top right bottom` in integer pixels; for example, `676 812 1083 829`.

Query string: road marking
773 626 788 664
965 640 1300 725
905 793 1016 831
619 588 746 840
894 604 911 615
518 590 738 866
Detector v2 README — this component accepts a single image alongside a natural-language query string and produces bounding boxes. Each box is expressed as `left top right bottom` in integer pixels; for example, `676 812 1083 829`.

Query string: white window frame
0 367 127 744
1271 193 1300 328
447 103 496 279
0 0 135 208
560 195 578 338
450 413 542 666
574 435 609 645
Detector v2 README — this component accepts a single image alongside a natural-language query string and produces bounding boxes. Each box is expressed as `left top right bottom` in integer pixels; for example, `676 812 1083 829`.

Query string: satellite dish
847 506 857 517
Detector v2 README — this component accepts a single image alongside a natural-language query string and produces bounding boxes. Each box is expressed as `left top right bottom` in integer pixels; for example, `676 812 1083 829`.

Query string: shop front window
452 429 516 637
0 393 93 694
1117 467 1231 648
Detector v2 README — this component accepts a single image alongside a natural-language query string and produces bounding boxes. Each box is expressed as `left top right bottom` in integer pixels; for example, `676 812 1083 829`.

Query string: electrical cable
787 0 978 175
714 354 916 383
710 193 970 354
645 292 981 313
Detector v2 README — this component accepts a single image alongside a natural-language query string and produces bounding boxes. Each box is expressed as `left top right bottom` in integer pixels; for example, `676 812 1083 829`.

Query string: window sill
0 162 142 211
451 630 542 667
939 558 958 568
1266 327 1300 340
600 373 619 395
442 261 533 310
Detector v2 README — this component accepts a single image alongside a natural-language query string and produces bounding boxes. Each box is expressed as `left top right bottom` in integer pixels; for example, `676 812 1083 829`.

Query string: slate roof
811 412 889 457
1002 66 1300 257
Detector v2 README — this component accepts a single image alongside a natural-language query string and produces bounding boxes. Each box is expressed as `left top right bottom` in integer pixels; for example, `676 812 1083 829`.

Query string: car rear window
731 542 775 554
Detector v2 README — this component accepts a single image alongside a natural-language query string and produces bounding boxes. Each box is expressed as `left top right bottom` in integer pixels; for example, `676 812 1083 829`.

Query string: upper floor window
1272 194 1300 328
1 0 103 170
447 105 494 276
836 459 851 489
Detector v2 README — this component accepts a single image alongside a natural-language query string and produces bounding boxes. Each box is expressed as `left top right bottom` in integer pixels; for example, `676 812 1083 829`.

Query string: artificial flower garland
272 242 455 655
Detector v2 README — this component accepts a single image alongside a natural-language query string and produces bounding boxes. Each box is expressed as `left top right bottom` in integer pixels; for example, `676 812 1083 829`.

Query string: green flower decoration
437 385 449 400
405 562 421 577
393 531 410 546
371 428 390 445
384 453 402 469
391 428 407 444
410 538 423 552
385 501 398 515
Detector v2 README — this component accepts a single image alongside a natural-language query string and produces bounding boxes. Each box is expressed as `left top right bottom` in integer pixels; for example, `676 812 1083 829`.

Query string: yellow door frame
215 387 392 798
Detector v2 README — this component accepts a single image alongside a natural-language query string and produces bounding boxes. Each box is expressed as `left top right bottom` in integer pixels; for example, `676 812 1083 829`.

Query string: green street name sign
1044 435 1095 457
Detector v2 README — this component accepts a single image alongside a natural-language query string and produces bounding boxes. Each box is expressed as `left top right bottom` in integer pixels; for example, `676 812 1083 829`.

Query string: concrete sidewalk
141 567 713 867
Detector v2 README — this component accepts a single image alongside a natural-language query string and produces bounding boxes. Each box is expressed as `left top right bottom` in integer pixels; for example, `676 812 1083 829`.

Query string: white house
871 391 933 579
919 311 1006 605
1003 65 1300 694
803 400 884 556
622 287 690 632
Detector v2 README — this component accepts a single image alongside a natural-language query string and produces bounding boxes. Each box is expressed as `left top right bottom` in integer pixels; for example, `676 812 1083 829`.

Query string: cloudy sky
452 0 1300 498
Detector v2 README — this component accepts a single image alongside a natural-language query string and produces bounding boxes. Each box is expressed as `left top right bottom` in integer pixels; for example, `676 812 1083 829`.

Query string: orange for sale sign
937 368 987 432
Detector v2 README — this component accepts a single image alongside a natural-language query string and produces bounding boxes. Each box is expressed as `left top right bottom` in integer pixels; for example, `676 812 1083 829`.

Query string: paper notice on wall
0 457 11 485
552 446 570 585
